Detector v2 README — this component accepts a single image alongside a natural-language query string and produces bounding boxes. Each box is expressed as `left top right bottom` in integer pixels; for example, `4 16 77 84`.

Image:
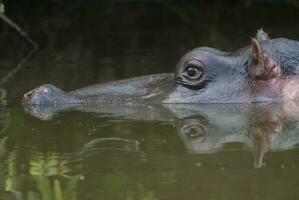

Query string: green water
0 2 299 200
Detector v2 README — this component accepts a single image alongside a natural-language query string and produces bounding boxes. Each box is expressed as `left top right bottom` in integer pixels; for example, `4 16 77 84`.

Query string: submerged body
23 30 299 105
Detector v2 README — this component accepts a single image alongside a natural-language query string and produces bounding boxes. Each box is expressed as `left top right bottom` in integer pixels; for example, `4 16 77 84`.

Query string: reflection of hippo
24 100 299 168
171 103 299 168
23 29 299 105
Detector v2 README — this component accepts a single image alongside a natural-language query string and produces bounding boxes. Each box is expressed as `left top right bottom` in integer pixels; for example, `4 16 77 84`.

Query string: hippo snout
23 90 35 104
22 84 62 105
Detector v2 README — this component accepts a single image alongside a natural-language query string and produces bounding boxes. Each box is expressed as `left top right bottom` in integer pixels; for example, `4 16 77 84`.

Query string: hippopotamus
23 29 299 105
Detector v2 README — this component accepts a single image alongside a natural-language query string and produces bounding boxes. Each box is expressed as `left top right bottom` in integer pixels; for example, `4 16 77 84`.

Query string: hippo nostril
23 90 35 103
26 92 33 98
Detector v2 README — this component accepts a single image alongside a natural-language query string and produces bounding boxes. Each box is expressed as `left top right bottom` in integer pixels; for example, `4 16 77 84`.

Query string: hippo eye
184 65 203 81
185 65 203 80
176 59 209 90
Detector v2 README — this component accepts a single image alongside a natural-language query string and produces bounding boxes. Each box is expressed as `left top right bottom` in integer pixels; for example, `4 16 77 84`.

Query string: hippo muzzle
22 73 176 106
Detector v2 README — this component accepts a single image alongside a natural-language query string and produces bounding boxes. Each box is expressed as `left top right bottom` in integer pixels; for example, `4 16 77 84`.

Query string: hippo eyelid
177 78 212 91
184 59 207 70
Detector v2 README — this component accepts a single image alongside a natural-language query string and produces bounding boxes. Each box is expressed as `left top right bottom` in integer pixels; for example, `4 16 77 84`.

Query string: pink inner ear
262 56 281 79
250 39 281 80
251 38 264 61
251 56 281 80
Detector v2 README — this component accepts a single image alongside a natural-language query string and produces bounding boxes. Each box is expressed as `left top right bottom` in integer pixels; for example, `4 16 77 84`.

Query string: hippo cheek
163 86 193 103
157 83 209 103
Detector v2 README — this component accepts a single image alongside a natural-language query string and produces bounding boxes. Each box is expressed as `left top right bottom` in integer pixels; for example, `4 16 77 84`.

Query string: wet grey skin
23 29 299 106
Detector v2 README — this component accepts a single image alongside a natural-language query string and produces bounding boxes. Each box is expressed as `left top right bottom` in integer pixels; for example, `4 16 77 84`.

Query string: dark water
0 2 299 200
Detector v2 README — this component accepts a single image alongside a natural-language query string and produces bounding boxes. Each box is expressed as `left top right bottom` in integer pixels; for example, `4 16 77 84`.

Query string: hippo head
23 29 299 106
164 47 247 103
163 29 299 103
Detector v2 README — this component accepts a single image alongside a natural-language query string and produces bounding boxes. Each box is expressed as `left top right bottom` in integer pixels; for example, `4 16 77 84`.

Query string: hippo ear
250 38 281 80
256 28 270 42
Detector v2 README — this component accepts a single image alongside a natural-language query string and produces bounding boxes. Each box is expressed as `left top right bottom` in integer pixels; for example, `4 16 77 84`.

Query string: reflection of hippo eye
181 123 206 139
